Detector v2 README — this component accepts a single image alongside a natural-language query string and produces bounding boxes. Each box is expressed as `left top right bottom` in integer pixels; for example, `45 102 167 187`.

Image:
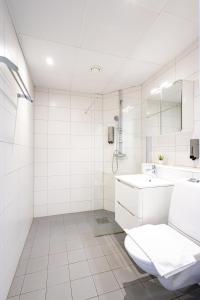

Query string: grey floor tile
71 276 97 300
100 244 116 256
142 279 176 300
88 257 110 274
48 252 68 268
68 248 87 264
7 297 19 300
113 265 139 288
15 260 28 277
93 271 120 295
30 245 49 258
49 240 66 254
66 238 84 251
69 260 91 280
106 253 129 270
8 276 24 297
122 282 153 300
65 232 81 242
46 282 72 300
82 237 99 247
85 245 104 259
98 289 124 300
19 289 46 300
47 266 70 286
20 248 31 261
26 256 48 274
21 271 47 293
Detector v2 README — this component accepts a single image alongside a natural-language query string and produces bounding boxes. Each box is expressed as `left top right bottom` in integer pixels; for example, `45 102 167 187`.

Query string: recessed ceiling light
46 57 54 66
90 65 102 73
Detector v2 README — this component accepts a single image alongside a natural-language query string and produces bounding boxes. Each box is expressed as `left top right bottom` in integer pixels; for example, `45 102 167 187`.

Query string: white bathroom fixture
115 174 173 230
124 180 200 290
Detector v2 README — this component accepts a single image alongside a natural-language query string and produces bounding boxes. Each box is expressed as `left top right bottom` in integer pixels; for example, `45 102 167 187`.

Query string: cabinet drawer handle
117 201 135 217
117 179 136 189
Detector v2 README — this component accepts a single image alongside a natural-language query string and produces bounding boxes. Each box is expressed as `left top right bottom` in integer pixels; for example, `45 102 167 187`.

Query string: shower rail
0 56 33 103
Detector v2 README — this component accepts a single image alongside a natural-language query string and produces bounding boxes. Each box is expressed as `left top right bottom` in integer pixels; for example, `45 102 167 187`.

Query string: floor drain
96 217 110 224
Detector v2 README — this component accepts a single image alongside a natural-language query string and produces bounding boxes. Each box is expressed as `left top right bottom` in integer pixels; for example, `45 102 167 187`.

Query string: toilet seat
125 232 200 291
124 234 159 276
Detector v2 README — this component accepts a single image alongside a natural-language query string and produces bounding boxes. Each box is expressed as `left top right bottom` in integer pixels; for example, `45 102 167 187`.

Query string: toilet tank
168 180 200 243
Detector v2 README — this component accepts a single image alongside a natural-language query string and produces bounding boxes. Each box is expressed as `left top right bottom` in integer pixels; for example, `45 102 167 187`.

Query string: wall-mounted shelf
0 56 33 103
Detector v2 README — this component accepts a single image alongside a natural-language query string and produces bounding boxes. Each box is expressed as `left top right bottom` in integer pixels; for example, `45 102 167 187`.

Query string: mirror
145 92 161 136
145 79 193 136
161 80 182 134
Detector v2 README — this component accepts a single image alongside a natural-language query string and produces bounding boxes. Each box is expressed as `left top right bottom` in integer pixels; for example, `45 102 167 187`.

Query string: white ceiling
7 0 198 94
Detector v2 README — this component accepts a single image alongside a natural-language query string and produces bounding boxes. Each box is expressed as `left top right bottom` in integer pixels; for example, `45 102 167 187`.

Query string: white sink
115 174 173 189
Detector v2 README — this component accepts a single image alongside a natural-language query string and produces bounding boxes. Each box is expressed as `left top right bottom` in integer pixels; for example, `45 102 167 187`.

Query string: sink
115 174 173 189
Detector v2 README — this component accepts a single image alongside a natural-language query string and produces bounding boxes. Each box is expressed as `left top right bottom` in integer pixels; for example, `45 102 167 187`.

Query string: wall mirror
145 79 194 136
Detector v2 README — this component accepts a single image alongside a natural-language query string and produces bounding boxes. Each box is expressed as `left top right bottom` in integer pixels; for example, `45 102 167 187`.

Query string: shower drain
96 217 110 224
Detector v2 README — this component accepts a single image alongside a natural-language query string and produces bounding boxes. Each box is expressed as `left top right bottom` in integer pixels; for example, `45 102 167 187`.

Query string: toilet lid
124 235 158 276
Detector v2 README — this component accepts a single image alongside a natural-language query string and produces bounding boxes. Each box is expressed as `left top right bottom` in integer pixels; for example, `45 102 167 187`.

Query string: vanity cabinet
115 177 173 231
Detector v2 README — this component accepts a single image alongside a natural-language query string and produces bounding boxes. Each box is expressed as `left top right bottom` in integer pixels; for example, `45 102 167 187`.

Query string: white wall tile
48 149 70 162
49 107 69 121
48 189 70 203
34 177 47 191
0 2 33 299
35 134 47 148
47 175 70 190
48 121 69 135
71 122 91 135
47 135 69 149
34 106 48 120
34 120 48 134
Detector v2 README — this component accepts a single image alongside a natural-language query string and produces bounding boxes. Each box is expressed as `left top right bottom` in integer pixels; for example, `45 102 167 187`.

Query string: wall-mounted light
151 81 172 95
160 81 172 89
151 88 161 95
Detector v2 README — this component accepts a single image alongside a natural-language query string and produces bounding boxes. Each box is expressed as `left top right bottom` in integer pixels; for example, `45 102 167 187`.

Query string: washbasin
115 174 173 189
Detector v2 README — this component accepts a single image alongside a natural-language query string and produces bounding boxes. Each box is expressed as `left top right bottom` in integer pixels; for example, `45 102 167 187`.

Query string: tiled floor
7 210 200 300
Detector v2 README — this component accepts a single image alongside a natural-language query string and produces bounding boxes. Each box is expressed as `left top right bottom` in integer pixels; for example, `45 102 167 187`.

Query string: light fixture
46 57 54 66
151 88 161 95
151 81 172 95
90 65 102 73
160 81 172 89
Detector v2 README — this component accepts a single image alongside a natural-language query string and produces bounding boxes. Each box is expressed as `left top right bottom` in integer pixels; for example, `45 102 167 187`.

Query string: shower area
85 90 127 236
33 86 142 236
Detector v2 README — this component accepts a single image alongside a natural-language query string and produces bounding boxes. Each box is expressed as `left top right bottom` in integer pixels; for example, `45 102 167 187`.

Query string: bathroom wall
103 87 142 211
141 41 200 168
34 88 103 217
0 0 34 299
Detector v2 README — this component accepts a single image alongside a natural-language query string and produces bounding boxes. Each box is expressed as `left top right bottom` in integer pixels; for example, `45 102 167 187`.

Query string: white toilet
124 180 200 291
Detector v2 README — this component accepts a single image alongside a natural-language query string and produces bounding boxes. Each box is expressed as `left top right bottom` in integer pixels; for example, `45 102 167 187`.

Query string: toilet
124 180 200 291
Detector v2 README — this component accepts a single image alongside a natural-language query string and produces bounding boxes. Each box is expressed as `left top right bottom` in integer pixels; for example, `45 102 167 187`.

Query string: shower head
114 115 119 122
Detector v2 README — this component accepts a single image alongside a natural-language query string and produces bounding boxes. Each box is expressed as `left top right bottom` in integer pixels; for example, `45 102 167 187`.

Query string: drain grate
96 217 110 224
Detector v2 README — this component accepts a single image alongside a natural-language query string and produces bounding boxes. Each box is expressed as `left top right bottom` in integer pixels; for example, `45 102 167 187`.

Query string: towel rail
0 56 33 103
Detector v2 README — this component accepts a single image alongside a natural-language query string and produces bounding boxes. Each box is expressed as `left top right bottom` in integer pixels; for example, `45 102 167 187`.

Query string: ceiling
7 0 198 94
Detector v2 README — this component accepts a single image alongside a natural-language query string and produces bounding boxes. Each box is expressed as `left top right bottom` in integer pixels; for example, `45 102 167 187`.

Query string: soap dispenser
190 139 199 160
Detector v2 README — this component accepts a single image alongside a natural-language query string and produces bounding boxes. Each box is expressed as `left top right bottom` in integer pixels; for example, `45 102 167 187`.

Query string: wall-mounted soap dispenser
108 126 114 144
190 139 199 160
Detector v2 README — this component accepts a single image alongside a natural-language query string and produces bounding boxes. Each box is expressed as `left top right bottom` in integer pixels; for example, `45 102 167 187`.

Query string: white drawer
115 201 141 231
115 179 141 217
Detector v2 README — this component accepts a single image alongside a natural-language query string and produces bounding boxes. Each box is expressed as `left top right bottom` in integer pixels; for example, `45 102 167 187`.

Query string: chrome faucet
152 164 156 175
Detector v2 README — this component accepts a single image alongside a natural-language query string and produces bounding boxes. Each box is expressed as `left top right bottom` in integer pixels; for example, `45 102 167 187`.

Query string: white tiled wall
141 41 200 168
34 88 103 217
0 1 33 299
103 87 142 211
